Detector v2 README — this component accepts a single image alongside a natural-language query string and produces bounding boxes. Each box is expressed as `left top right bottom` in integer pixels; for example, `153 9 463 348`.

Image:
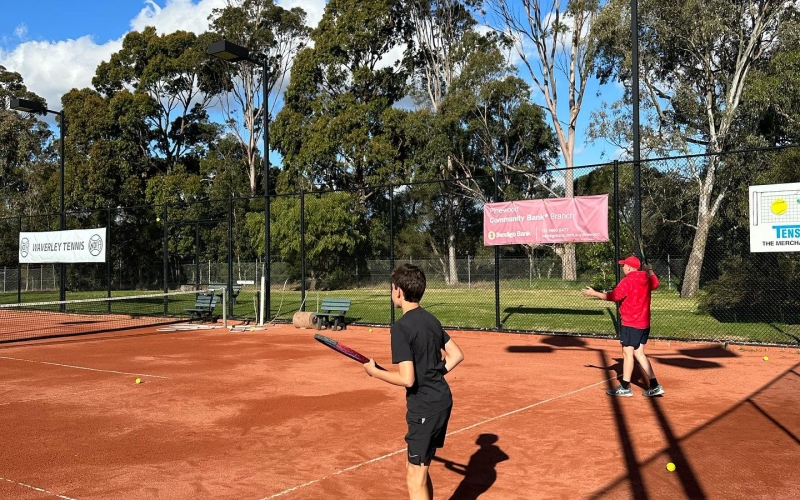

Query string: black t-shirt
390 307 453 415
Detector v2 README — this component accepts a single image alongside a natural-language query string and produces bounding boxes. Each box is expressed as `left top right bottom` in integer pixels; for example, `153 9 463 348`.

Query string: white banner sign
749 183 800 252
19 227 107 263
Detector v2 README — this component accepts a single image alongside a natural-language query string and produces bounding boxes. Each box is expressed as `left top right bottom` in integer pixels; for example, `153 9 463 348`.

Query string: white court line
1 476 78 500
259 377 615 499
0 356 170 379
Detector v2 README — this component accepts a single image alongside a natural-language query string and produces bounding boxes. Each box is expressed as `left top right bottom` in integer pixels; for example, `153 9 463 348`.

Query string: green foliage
247 191 366 289
698 254 800 324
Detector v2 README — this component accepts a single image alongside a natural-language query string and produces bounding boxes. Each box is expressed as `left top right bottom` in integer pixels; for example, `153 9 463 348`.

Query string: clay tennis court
1 324 798 499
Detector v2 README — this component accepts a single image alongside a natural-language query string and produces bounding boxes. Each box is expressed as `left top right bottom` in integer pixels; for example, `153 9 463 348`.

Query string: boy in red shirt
583 255 664 397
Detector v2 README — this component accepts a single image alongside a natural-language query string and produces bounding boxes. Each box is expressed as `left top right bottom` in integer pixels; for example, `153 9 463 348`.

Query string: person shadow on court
434 433 509 500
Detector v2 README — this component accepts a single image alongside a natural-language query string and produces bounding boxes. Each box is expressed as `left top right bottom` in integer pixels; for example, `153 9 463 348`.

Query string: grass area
3 287 798 345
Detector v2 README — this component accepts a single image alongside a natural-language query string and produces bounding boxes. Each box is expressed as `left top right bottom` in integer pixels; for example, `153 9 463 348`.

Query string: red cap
618 255 641 269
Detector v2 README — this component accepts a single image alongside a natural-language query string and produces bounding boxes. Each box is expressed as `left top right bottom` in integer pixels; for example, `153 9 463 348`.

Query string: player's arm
364 359 415 387
442 338 464 375
582 287 609 300
645 263 660 290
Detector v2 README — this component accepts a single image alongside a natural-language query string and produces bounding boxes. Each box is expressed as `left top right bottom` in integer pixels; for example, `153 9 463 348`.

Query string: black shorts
405 406 452 465
619 325 650 348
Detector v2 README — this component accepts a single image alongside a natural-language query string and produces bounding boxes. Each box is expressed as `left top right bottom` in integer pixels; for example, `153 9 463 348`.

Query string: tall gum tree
594 0 790 297
209 0 310 195
485 0 606 281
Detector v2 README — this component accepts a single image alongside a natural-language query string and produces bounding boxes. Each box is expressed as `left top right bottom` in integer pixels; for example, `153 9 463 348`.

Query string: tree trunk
681 210 712 298
447 230 459 285
561 243 577 281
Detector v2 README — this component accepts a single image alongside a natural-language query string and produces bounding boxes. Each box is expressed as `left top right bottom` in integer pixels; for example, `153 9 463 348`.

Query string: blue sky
0 0 620 167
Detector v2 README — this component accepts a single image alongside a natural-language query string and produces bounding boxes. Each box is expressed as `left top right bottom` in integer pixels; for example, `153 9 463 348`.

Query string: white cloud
0 0 325 113
14 23 27 40
130 0 226 35
278 0 326 28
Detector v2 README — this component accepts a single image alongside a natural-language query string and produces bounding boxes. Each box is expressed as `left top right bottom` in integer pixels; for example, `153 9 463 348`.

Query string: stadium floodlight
10 98 67 308
208 40 271 323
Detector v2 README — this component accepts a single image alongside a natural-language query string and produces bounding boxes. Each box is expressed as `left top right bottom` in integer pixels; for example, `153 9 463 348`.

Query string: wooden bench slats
316 298 352 331
185 293 219 322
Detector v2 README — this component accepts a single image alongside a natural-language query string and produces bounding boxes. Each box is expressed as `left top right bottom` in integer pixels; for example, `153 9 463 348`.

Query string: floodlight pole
9 98 66 308
632 0 643 260
207 40 271 322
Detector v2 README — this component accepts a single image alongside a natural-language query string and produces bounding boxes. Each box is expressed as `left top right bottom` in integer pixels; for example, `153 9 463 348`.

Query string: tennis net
0 289 224 343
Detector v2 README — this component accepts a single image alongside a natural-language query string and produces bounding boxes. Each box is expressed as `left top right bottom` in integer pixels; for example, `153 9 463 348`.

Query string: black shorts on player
405 406 452 465
619 325 650 349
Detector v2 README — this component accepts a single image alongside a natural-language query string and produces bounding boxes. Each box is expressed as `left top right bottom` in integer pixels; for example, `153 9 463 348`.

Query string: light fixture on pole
207 40 271 323
10 98 67 309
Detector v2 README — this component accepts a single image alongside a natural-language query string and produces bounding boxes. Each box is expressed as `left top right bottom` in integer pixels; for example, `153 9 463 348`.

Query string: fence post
300 190 306 311
18 216 22 303
494 171 501 330
613 160 621 333
107 207 111 312
228 196 233 318
162 204 168 315
390 182 395 325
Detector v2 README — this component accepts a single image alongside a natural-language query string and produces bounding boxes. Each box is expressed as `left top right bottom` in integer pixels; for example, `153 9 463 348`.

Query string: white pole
259 275 266 326
222 286 227 328
667 253 672 290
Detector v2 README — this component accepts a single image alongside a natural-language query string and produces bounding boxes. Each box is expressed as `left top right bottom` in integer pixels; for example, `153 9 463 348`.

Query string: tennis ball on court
250 327 255 331
369 328 373 332
763 355 769 361
771 198 788 215
135 377 142 384
666 462 676 472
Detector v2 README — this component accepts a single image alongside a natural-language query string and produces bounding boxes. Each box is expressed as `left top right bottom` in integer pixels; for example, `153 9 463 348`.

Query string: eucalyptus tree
272 0 414 197
92 27 221 177
0 66 54 218
485 0 607 281
593 0 791 297
408 29 557 282
209 0 310 195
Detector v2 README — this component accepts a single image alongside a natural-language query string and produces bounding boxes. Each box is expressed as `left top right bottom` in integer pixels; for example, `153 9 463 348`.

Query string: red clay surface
1 324 798 500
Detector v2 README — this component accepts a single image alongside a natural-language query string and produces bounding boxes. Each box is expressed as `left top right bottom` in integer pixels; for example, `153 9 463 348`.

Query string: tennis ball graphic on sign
771 198 788 215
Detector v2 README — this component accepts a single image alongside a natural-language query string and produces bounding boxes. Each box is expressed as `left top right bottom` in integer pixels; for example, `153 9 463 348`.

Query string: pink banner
483 195 609 246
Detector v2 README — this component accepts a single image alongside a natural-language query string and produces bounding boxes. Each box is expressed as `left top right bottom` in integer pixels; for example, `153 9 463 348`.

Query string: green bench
315 298 352 331
185 292 219 322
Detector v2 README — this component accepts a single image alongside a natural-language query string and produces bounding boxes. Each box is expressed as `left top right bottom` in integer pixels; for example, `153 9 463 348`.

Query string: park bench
185 292 219 323
315 298 352 331
209 283 243 304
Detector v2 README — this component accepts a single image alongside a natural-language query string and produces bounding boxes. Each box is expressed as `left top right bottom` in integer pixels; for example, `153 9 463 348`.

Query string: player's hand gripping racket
314 334 385 371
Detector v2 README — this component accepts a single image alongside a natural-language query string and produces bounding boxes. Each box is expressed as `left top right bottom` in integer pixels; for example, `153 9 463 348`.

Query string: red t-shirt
606 270 660 328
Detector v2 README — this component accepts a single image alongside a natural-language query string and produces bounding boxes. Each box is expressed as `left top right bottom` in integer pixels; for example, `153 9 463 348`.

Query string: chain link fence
1 147 798 344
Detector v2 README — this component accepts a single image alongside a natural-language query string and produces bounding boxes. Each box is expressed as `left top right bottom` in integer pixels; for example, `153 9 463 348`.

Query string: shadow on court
501 305 603 325
434 434 509 500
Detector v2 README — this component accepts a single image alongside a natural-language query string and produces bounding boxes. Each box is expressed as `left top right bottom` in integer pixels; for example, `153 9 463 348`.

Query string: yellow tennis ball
156 217 161 222
135 377 142 384
771 198 788 215
369 328 373 332
763 355 769 361
666 462 676 472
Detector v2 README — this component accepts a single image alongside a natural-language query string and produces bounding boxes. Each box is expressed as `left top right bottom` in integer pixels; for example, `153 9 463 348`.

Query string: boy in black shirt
364 263 464 500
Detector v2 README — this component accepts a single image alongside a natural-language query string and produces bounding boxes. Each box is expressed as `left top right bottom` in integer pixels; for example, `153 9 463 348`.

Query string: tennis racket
314 334 385 371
